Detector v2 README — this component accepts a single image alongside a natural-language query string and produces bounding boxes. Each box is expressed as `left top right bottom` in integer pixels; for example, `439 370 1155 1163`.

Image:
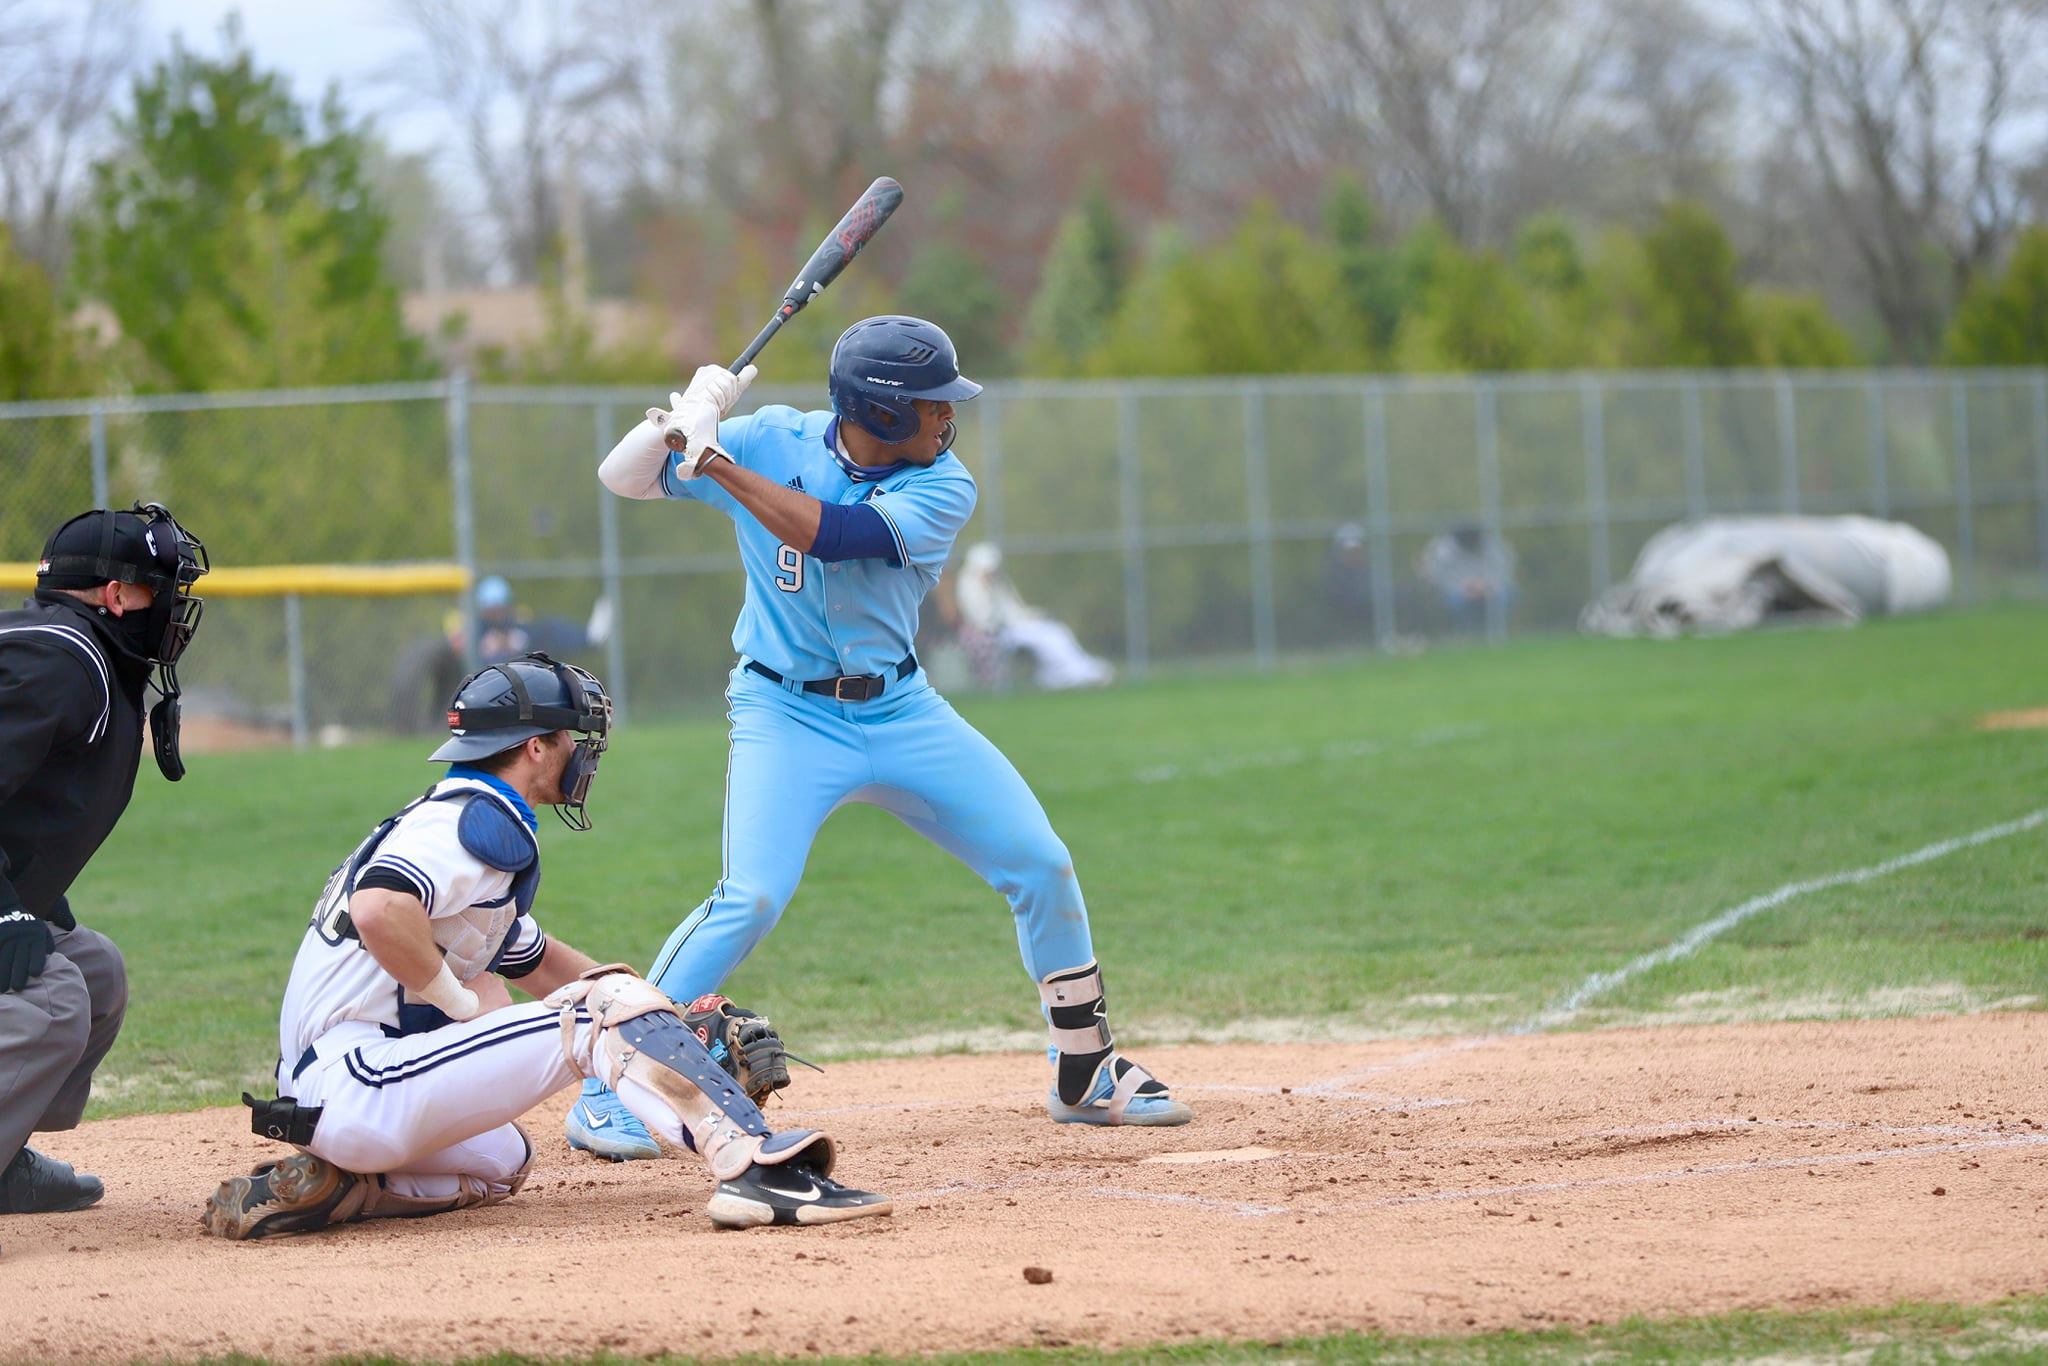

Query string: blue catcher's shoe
1046 1053 1193 1127
565 1078 661 1161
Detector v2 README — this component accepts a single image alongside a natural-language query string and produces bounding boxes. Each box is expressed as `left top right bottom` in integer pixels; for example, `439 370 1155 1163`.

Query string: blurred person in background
387 576 612 733
0 504 206 1215
1418 524 1515 634
1324 522 1374 639
953 543 1113 691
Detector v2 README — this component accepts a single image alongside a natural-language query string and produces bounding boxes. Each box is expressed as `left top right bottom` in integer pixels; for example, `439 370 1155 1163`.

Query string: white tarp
1581 515 1952 637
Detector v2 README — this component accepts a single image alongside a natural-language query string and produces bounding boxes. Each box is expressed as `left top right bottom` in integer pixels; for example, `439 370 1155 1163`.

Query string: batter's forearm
703 459 823 552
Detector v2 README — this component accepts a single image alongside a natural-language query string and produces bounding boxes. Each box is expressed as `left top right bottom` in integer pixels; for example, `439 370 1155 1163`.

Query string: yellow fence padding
0 563 470 597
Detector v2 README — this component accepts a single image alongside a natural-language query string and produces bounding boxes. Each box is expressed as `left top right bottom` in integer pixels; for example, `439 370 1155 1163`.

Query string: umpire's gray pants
0 927 127 1165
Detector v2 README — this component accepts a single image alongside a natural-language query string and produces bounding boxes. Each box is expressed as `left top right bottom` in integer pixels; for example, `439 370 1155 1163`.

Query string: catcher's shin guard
547 965 834 1180
1040 962 1191 1127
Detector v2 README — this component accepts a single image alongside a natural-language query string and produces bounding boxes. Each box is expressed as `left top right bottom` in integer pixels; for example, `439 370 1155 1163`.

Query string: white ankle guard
1041 961 1115 1106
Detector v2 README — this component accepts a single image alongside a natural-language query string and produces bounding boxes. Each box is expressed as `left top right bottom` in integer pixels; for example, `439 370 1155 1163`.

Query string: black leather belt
745 654 917 702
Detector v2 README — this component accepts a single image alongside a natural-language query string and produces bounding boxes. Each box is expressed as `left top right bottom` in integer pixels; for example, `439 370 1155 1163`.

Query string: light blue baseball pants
649 664 1096 1002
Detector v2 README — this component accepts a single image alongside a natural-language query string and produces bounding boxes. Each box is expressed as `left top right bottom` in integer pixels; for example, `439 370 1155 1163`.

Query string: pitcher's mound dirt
10 1013 2048 1363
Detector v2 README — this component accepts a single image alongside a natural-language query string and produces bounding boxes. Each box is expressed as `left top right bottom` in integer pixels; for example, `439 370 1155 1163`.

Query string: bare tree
1746 0 2048 359
0 0 141 270
1062 1 1352 232
1595 0 1742 206
388 0 629 283
1309 0 1614 245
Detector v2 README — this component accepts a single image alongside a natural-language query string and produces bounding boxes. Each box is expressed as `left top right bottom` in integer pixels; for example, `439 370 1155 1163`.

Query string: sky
145 1 447 155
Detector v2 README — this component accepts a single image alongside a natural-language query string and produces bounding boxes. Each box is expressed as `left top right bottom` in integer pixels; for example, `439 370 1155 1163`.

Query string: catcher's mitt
681 993 792 1102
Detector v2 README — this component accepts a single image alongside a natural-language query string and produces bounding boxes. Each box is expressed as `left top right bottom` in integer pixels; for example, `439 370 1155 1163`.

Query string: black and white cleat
705 1156 893 1229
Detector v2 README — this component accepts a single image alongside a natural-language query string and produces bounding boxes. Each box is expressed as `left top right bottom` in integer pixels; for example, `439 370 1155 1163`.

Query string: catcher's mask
37 502 209 781
431 651 612 830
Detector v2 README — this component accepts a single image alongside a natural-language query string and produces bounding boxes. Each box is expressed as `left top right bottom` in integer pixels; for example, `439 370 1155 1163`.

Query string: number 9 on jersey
774 543 804 593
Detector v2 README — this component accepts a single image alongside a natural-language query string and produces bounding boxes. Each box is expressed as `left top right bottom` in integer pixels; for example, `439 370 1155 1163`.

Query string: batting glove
656 364 758 477
0 909 53 994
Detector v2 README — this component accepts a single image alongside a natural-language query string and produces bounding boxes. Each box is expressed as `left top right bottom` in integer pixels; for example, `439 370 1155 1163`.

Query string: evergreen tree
0 223 99 400
1944 228 2048 365
1095 203 1366 376
1751 293 1860 367
1393 248 1540 372
1637 201 1757 367
73 29 422 390
897 210 1011 376
1022 185 1130 373
1322 174 1406 358
1512 215 1598 367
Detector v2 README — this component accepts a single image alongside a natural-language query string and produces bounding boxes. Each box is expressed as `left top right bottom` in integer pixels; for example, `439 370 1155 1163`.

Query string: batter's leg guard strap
1040 962 1113 1107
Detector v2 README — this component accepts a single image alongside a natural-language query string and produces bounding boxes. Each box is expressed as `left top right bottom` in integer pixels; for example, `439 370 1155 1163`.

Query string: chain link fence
4 369 2045 740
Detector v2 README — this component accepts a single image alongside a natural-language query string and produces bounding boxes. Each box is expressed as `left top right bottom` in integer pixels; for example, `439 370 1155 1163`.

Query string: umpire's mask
431 651 612 830
37 502 210 781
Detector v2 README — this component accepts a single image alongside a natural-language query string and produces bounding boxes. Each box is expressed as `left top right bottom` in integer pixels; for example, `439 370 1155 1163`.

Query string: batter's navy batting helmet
827 315 982 446
432 652 612 829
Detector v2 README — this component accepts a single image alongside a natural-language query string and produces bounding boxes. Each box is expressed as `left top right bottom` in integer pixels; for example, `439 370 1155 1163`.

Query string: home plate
1142 1146 1284 1165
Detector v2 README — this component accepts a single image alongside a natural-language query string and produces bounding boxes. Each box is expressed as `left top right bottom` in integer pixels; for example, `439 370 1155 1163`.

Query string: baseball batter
201 653 890 1237
573 315 1189 1160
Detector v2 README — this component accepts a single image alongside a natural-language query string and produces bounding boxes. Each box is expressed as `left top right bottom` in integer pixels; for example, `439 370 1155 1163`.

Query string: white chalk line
1184 1083 1469 1110
1307 805 2048 1093
894 1128 2048 1220
1364 1131 2048 1211
805 808 2048 1222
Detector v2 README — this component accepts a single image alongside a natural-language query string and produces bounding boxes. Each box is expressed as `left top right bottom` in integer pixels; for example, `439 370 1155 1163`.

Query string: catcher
202 652 890 1238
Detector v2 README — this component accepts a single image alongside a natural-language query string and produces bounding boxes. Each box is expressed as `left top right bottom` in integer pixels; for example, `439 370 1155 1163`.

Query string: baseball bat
734 175 904 373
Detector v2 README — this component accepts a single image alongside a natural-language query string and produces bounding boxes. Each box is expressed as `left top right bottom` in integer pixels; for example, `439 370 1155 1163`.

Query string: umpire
0 503 206 1214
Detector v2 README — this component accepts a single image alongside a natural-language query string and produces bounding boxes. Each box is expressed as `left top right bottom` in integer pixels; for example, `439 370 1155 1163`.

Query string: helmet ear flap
857 395 920 444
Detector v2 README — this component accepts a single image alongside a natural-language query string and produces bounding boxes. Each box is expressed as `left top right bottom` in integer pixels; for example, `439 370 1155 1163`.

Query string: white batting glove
655 364 758 477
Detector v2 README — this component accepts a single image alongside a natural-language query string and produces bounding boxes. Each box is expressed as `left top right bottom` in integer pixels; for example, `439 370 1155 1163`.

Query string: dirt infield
9 1013 2048 1363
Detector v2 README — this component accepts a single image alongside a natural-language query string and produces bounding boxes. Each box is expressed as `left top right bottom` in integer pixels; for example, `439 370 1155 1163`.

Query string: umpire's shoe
0 1146 104 1213
565 1077 662 1161
201 1154 362 1240
706 1151 893 1230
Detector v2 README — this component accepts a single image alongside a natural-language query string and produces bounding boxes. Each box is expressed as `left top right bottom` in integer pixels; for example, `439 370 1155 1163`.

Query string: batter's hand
655 364 758 475
0 909 52 993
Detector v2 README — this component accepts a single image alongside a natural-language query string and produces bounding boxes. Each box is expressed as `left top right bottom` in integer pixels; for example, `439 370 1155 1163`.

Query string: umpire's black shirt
0 591 147 931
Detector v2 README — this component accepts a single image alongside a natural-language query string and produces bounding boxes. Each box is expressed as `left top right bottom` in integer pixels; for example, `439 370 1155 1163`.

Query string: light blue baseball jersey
659 405 976 680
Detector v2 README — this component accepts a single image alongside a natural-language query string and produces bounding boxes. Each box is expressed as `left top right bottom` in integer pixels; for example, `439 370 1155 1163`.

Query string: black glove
680 993 792 1102
0 910 53 993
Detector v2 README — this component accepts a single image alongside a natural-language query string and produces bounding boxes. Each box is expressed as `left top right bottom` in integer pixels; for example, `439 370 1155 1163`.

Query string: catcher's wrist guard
683 993 792 1102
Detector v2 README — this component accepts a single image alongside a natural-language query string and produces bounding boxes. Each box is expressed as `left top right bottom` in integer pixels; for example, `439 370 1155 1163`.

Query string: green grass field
77 606 2048 1118
62 606 2048 1363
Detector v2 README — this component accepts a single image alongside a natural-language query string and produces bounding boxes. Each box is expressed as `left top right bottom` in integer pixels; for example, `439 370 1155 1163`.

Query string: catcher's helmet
827 315 982 447
38 502 208 668
432 652 612 829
